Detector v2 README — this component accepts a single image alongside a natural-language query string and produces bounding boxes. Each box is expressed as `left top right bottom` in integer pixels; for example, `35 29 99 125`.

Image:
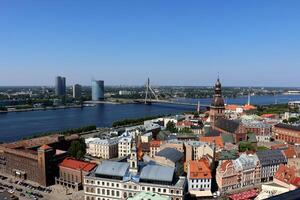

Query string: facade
73 84 82 98
127 192 171 200
91 80 104 101
216 154 260 192
86 138 119 159
118 137 132 157
84 150 186 200
274 123 300 144
55 76 66 96
242 120 272 142
185 141 215 165
149 140 162 157
160 140 184 153
256 149 287 182
55 158 97 191
0 134 77 186
187 159 212 197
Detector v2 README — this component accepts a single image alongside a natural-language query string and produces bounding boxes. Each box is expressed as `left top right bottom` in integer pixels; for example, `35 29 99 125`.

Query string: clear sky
0 0 300 87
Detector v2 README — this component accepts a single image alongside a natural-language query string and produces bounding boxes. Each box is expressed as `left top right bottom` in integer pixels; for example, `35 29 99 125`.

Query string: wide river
0 95 299 142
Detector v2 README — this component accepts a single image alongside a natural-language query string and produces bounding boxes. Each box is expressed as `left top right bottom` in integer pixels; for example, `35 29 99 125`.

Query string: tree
288 117 299 124
239 142 255 152
68 139 86 160
166 121 178 133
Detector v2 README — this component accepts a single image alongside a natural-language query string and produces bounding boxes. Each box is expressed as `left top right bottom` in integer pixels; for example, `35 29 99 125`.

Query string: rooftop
189 159 212 179
275 123 300 131
60 158 97 172
200 135 224 148
156 148 183 163
95 161 129 177
256 150 287 166
140 164 175 182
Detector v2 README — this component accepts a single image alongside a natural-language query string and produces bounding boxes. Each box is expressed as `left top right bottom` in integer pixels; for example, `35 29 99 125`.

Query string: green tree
68 139 86 160
288 117 299 123
166 121 178 133
239 142 255 152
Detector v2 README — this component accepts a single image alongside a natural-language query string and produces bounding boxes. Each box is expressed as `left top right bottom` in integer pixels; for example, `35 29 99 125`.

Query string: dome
215 78 221 88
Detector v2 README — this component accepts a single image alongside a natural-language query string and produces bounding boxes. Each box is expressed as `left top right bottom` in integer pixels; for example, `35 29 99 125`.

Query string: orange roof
60 158 96 172
243 104 257 111
176 120 193 127
150 140 161 148
189 159 212 179
39 144 52 150
275 164 300 187
261 114 276 118
200 135 224 148
283 146 298 159
226 104 239 111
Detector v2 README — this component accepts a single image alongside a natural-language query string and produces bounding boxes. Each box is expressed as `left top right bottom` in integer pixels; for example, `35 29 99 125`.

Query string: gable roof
60 158 96 172
156 147 183 163
95 161 129 177
215 118 241 133
275 164 300 187
189 159 212 179
199 135 224 148
140 164 174 182
256 150 287 166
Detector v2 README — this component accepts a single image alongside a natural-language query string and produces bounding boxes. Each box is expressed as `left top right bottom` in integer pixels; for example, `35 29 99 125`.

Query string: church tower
210 78 225 125
128 139 138 174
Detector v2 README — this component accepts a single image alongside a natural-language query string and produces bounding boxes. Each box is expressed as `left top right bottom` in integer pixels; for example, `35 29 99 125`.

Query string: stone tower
128 139 138 174
210 78 225 125
37 144 54 186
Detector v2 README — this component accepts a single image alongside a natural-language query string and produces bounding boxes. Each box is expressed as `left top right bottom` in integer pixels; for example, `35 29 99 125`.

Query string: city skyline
1 1 300 87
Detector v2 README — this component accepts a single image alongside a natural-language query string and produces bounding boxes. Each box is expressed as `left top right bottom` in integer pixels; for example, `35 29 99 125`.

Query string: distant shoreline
0 105 85 114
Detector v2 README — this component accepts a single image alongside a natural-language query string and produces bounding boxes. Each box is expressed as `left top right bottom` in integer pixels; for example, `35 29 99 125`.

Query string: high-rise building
91 80 104 101
72 84 81 99
55 76 66 96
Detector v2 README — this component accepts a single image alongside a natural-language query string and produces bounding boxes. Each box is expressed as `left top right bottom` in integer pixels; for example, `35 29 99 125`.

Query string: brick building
0 134 78 186
55 157 97 191
274 123 300 144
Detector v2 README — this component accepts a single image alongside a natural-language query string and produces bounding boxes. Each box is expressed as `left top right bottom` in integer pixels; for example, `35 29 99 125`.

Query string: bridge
139 78 210 108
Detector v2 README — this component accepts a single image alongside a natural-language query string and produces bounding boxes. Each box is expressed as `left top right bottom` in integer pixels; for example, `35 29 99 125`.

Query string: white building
86 138 119 159
118 137 132 157
187 159 212 197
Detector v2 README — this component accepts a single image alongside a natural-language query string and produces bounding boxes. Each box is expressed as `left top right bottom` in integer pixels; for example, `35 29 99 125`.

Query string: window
107 190 110 196
116 191 120 197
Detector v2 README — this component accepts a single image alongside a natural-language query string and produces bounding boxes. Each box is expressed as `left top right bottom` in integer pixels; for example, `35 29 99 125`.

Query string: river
0 94 299 142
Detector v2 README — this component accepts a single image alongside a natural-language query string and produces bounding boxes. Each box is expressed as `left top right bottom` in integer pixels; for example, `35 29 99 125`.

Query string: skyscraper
55 76 66 96
73 84 81 99
91 80 104 101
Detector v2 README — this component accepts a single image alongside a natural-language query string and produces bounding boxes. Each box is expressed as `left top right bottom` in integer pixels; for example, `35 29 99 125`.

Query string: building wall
92 80 104 101
84 177 185 200
118 138 132 158
87 142 118 159
274 127 300 144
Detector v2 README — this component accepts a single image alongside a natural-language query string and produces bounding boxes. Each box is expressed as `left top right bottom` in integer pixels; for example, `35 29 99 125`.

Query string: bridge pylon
144 78 159 104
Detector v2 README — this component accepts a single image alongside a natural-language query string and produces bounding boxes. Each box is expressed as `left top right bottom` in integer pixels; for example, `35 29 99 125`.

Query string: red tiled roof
176 120 194 127
200 136 224 148
39 144 52 150
150 140 161 148
261 114 276 118
275 164 300 187
283 146 298 159
243 104 257 111
226 104 239 111
189 159 212 179
60 158 96 172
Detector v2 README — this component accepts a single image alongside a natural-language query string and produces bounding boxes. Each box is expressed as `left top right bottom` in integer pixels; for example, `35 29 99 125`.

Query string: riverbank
0 105 85 114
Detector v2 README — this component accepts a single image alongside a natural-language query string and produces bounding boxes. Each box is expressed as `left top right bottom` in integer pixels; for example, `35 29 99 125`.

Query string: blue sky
0 0 300 87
